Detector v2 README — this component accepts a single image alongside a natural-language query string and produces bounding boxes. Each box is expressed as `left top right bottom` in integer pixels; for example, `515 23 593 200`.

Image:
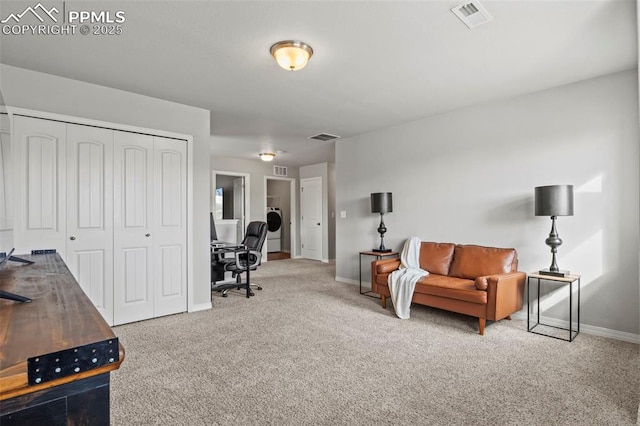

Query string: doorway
265 177 296 261
211 171 250 244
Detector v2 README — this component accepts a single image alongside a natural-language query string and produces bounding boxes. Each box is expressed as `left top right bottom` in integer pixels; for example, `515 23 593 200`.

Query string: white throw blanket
387 237 429 319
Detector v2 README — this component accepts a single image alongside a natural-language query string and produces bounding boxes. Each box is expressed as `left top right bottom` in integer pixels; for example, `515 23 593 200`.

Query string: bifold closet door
152 136 187 318
0 114 13 249
113 132 186 325
12 116 67 257
66 124 114 325
113 131 154 324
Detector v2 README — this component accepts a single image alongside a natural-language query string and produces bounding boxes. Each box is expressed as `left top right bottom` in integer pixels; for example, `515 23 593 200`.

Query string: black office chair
212 221 268 298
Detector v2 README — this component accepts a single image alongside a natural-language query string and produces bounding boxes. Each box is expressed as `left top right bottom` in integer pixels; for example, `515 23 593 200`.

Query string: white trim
512 311 640 344
190 302 212 312
6 107 197 319
264 176 297 262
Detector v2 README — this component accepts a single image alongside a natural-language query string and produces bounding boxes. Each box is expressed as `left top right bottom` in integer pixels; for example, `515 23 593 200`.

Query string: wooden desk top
360 251 399 257
0 253 124 400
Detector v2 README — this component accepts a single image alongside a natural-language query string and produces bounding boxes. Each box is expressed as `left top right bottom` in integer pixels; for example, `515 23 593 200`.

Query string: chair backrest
242 221 267 251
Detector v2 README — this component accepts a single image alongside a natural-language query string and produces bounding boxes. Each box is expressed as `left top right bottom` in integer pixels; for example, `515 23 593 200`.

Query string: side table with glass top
527 272 581 342
359 251 399 298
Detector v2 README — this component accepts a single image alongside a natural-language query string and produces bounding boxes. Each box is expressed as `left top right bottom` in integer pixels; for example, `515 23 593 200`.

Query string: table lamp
371 192 393 253
535 184 574 277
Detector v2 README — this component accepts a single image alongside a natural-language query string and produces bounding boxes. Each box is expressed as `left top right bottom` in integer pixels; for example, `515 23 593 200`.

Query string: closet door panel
153 137 187 317
113 131 154 325
12 116 66 256
0 114 13 249
66 124 113 324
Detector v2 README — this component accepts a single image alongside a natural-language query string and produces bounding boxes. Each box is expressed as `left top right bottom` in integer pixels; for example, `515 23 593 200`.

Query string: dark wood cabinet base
1 373 110 426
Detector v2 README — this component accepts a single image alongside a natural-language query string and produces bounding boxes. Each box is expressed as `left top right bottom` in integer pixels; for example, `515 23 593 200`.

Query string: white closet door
66 124 114 324
0 114 13 249
153 136 187 317
12 116 67 256
113 131 154 325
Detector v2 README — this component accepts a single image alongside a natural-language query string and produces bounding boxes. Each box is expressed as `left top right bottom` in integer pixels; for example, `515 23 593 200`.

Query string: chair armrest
234 249 262 270
484 271 526 321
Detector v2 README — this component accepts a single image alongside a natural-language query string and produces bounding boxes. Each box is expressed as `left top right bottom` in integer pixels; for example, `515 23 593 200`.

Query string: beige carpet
112 259 639 425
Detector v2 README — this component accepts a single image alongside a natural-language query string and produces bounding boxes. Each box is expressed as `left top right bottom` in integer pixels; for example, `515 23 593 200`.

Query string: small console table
527 272 581 342
359 251 399 298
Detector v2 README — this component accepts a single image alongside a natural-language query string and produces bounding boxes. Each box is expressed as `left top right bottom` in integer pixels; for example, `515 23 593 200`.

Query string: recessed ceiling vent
308 133 341 142
451 1 493 29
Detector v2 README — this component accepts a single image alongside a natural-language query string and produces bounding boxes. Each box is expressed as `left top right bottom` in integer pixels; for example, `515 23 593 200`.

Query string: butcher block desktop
0 253 125 425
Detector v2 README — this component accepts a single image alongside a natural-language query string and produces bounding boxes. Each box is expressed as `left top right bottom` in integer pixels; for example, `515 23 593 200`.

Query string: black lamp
535 185 574 277
371 192 393 253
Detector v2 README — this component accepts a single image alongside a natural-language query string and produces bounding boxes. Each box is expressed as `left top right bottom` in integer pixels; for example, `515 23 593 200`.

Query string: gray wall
0 64 212 311
336 69 639 336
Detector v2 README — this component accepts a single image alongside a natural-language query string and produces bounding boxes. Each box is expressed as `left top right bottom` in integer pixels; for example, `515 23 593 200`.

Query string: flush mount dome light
259 152 276 162
270 40 313 71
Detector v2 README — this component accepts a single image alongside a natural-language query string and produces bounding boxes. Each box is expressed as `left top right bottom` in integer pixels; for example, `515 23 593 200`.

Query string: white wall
0 64 212 311
336 69 639 336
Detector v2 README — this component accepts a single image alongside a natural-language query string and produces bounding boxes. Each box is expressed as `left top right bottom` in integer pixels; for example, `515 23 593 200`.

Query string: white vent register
274 166 287 177
451 1 493 29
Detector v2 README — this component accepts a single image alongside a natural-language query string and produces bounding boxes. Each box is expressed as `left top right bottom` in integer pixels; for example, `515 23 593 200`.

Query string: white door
12 116 67 257
153 136 187 317
66 124 114 324
113 131 154 324
233 177 244 242
0 114 13 249
301 177 323 261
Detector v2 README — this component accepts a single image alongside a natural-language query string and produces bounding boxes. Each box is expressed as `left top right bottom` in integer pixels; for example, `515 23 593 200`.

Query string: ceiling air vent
308 133 341 142
274 166 287 177
451 1 493 29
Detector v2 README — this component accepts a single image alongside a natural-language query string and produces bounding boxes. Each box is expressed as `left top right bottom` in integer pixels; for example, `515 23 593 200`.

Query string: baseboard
512 311 639 344
189 302 212 313
335 276 359 285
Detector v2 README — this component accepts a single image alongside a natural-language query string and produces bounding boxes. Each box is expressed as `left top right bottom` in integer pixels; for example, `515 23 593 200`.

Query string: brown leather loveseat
371 242 526 335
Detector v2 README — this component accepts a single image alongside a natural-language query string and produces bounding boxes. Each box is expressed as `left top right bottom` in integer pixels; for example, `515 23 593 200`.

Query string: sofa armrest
370 258 401 295
484 271 526 321
374 258 401 274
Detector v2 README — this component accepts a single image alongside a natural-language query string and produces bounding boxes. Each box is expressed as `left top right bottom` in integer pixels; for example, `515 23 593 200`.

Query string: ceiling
0 1 637 167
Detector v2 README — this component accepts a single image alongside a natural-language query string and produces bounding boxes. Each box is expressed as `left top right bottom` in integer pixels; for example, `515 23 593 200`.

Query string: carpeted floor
112 259 639 425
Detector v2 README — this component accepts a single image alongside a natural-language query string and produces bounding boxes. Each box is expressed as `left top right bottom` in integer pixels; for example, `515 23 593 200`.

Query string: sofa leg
381 295 386 309
478 318 486 335
506 315 512 320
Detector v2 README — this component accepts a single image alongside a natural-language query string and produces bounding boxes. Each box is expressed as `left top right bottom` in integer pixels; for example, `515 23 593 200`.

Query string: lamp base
373 248 392 253
538 268 570 278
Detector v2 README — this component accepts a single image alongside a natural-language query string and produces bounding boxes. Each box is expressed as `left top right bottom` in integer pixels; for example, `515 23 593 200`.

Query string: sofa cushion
414 275 487 304
449 245 516 279
419 242 455 275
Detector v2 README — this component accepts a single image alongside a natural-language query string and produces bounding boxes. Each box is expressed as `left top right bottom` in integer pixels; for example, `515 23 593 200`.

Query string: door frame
300 176 324 262
211 170 250 243
263 176 297 262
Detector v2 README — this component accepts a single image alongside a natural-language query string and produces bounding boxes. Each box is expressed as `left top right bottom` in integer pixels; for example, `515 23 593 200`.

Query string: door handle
145 233 151 237
69 236 76 241
317 223 320 226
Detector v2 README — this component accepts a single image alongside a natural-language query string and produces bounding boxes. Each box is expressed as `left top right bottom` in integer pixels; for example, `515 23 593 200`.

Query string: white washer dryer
266 207 282 252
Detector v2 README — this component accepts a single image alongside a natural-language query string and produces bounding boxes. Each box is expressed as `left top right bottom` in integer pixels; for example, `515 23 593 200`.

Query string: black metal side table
359 251 399 298
527 272 581 342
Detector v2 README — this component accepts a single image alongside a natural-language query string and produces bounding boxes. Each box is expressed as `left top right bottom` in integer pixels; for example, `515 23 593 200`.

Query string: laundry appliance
266 207 282 252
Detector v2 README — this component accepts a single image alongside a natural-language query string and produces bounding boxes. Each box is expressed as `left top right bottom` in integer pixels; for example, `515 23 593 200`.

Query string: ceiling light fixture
270 40 313 71
259 152 276 162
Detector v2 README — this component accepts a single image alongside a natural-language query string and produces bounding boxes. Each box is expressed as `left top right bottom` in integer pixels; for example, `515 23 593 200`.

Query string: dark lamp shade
535 185 574 216
371 192 393 214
